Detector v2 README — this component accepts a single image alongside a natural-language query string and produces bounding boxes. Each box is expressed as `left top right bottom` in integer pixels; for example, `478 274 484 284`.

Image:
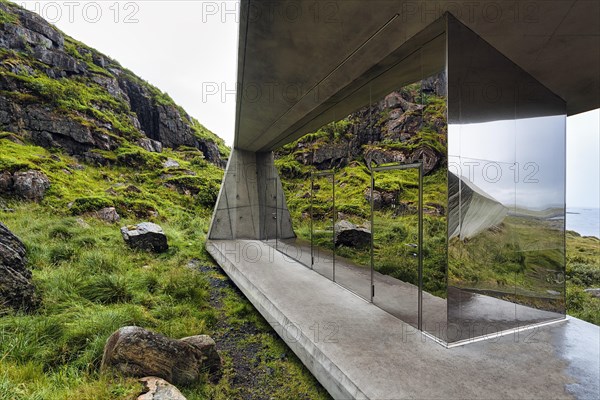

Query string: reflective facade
447 15 566 342
267 14 566 345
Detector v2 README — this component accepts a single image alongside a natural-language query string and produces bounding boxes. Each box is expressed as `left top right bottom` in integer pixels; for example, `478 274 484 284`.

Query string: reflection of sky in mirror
449 115 565 210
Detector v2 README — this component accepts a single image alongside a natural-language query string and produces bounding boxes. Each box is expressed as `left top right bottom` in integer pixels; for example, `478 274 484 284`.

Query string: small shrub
81 274 133 304
164 176 219 206
48 225 73 240
567 263 600 287
116 149 162 169
160 269 208 305
115 199 158 218
48 243 77 264
80 251 120 273
0 156 34 173
69 197 112 215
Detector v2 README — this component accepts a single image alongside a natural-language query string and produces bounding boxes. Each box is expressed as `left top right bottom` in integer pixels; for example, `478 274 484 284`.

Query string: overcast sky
13 1 600 209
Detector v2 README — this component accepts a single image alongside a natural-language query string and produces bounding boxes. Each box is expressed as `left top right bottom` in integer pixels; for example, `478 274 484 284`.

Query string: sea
566 208 600 238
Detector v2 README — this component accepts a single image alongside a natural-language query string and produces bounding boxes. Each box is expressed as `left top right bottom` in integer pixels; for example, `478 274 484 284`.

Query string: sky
449 115 567 210
12 1 600 209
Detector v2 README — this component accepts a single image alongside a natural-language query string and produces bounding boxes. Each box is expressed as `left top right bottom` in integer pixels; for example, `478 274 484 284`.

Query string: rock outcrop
334 220 371 248
0 222 38 311
0 1 227 167
278 72 446 174
95 207 120 223
101 326 222 386
0 170 50 201
365 188 398 210
121 222 168 252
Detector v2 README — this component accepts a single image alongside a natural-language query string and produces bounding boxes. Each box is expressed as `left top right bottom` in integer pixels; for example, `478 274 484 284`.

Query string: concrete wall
208 149 295 240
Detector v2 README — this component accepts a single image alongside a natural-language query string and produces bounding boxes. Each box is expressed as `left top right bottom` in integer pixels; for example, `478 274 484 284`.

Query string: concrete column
208 148 295 240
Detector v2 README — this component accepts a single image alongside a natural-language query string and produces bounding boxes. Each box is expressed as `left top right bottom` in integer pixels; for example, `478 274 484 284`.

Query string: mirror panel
447 15 566 343
311 171 336 281
514 75 567 323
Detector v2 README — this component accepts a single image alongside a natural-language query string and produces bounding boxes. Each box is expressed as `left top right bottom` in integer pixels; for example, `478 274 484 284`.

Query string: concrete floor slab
207 239 599 400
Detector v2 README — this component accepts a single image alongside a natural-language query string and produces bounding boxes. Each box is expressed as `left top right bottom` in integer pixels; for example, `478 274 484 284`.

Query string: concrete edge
207 149 235 240
206 240 369 400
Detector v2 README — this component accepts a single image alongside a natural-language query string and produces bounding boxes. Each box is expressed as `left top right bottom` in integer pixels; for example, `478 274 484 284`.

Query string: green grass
0 1 19 25
566 231 600 324
0 137 330 398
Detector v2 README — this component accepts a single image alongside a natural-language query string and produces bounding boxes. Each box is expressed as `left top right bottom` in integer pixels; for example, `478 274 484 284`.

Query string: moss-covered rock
0 1 228 166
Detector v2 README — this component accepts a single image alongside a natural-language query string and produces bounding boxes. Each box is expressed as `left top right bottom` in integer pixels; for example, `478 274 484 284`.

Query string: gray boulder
13 170 50 201
0 222 38 311
137 138 163 153
137 377 186 400
0 170 50 202
101 326 222 386
334 220 371 248
95 207 120 223
121 222 168 252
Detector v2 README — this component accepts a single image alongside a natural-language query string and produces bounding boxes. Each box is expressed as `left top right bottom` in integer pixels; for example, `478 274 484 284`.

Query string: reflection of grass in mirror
449 215 568 312
372 212 447 298
279 161 449 299
449 216 563 292
296 209 448 298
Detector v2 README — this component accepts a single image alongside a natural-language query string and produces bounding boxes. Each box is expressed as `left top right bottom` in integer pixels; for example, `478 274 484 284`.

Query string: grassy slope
0 138 329 399
566 231 600 324
0 0 229 160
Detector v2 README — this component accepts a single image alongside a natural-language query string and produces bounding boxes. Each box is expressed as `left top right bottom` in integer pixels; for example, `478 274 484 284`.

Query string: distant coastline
566 208 600 238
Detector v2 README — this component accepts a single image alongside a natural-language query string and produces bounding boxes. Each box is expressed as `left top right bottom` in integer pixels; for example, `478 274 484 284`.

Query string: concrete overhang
234 0 600 152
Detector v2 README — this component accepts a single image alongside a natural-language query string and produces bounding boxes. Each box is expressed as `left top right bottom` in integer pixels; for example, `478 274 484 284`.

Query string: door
310 171 336 280
371 163 423 330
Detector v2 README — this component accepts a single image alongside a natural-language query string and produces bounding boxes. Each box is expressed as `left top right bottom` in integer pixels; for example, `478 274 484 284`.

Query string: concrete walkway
207 239 599 400
267 238 562 343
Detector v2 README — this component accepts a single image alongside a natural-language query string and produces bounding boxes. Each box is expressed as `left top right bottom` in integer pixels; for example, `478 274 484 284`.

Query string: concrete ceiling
235 0 600 152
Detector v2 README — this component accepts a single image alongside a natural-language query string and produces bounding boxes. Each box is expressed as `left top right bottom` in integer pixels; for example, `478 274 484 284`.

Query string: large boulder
364 188 399 210
0 170 50 201
101 326 222 386
95 207 120 223
121 223 168 252
13 170 50 201
137 377 187 400
334 220 371 248
0 222 38 311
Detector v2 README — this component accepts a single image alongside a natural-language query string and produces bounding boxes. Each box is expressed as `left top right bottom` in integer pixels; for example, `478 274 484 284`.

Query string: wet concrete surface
207 239 599 400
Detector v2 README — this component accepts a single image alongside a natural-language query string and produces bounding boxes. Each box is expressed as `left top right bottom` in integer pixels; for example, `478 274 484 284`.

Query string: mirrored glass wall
275 31 449 334
447 15 566 343
271 14 565 345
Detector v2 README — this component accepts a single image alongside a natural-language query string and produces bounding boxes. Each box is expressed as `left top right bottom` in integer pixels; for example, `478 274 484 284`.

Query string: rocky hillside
0 2 332 399
278 73 447 174
0 0 228 167
275 74 449 227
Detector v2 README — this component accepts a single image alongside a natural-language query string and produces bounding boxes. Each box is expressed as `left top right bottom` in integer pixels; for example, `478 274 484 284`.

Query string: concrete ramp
207 239 599 400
